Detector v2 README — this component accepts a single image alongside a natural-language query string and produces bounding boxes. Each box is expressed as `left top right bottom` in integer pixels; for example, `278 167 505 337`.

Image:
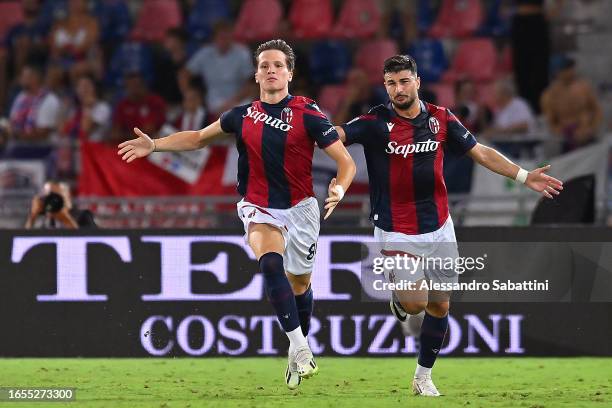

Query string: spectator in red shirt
111 70 166 142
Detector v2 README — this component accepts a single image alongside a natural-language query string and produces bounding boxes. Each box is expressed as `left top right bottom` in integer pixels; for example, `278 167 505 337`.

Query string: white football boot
412 374 441 396
285 348 301 390
292 346 319 379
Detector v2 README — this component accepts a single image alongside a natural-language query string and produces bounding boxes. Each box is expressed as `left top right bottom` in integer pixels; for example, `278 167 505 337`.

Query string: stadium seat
407 39 448 83
317 84 348 117
476 81 497 111
355 39 399 85
0 1 23 42
331 0 381 39
94 0 132 45
417 0 435 34
429 0 484 38
477 0 511 37
187 0 231 42
130 0 181 42
442 38 497 82
233 0 282 42
289 0 333 40
309 41 352 85
429 83 455 109
105 42 154 89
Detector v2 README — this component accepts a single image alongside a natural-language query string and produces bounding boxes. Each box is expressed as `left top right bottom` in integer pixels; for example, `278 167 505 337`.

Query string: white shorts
237 197 320 275
374 216 460 286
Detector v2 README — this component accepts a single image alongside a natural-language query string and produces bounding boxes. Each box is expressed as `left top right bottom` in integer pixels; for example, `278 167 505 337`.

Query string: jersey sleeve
219 106 242 134
303 105 340 149
340 114 378 145
446 109 477 155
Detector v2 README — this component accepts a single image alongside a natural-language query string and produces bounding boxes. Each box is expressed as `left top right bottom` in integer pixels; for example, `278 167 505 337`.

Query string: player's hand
525 165 563 199
324 178 345 220
117 127 155 163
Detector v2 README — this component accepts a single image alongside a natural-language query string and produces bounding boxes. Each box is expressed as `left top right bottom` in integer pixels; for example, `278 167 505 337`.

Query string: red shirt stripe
283 98 315 206
242 101 268 205
388 120 418 234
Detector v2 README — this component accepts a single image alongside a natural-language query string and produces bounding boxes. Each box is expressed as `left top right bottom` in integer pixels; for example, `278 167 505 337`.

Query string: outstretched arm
334 126 347 143
467 143 564 198
117 119 229 163
322 140 356 219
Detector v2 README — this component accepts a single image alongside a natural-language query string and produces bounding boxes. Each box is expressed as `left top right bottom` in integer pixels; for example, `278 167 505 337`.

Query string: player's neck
393 98 421 120
260 89 289 105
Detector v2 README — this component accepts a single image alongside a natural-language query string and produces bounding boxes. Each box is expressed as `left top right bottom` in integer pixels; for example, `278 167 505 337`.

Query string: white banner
147 124 211 184
148 149 211 184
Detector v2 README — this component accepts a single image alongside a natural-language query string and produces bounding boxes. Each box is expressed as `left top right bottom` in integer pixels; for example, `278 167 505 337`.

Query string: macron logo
387 122 395 132
242 106 293 131
322 126 335 137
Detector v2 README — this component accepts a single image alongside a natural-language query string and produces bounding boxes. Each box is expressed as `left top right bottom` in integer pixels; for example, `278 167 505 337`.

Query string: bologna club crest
281 107 293 124
428 117 440 134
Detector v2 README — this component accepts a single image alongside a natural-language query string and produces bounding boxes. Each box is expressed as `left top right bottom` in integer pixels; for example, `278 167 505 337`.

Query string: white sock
415 364 432 377
286 327 308 350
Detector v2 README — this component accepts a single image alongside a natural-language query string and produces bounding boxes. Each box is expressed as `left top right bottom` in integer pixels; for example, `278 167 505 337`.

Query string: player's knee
400 300 427 315
426 301 449 317
259 252 284 275
286 270 311 295
287 279 309 295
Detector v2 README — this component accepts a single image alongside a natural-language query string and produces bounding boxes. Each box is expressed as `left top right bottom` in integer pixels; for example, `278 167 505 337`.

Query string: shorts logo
429 117 440 134
281 107 293 123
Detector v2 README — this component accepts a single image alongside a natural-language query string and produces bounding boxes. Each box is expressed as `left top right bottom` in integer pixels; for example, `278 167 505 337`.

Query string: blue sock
418 312 448 369
294 285 313 337
259 252 300 333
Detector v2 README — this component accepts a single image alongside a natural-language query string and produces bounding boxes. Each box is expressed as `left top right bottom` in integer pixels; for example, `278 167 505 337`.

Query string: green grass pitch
0 358 610 407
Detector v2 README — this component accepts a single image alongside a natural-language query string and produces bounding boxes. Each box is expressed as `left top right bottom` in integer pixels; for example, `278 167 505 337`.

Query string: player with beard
334 55 563 396
118 39 356 389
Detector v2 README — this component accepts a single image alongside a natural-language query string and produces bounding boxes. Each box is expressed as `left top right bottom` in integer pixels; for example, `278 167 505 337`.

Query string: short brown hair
255 39 296 71
383 55 418 76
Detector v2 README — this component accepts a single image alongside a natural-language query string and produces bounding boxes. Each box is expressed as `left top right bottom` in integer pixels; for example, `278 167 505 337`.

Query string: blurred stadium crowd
0 0 610 228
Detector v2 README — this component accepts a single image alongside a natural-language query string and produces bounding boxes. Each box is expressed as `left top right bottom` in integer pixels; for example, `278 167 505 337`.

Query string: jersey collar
260 93 293 108
387 100 428 123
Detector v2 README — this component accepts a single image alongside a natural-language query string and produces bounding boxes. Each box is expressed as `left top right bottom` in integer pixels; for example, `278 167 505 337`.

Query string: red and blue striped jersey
342 101 477 235
220 94 339 209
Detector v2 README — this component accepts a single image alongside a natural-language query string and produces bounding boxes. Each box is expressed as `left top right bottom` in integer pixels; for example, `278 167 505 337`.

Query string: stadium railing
0 192 547 229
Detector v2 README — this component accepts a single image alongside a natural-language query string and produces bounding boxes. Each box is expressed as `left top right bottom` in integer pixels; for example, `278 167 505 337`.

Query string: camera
41 192 65 214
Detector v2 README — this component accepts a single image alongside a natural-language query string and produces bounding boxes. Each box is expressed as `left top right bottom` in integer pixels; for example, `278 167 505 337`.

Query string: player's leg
390 279 427 336
287 272 313 336
282 197 321 384
412 290 450 397
395 285 428 315
247 223 310 363
375 227 431 329
285 272 313 389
